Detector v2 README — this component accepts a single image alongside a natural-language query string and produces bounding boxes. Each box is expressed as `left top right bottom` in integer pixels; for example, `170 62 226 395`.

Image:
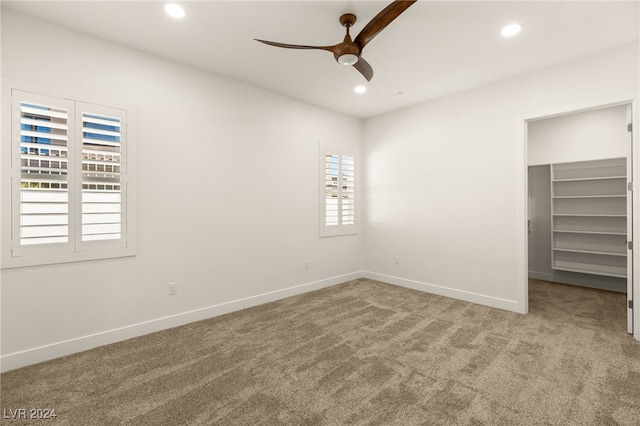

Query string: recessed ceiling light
501 23 522 37
165 3 186 19
354 85 367 94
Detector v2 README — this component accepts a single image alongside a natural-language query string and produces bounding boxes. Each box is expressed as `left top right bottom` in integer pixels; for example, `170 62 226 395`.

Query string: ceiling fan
255 0 417 81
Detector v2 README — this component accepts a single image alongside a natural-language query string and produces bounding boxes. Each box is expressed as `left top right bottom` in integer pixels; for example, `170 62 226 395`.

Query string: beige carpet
1 278 639 425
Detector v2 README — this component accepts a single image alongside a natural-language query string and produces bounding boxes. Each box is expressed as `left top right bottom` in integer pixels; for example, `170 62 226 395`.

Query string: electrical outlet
395 256 400 265
168 283 177 296
304 260 310 270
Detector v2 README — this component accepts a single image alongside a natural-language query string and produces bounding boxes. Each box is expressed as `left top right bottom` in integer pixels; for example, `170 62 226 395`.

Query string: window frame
1 87 137 269
320 146 358 237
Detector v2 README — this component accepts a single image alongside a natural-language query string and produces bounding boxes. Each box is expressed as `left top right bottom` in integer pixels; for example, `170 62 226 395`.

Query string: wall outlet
395 256 400 265
304 260 310 270
168 283 177 296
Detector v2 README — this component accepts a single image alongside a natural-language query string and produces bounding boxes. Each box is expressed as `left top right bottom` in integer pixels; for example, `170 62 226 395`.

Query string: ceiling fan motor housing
339 13 357 28
335 13 360 64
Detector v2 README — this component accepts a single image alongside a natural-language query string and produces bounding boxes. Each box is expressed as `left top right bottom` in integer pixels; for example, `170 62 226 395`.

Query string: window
3 89 135 267
320 148 357 237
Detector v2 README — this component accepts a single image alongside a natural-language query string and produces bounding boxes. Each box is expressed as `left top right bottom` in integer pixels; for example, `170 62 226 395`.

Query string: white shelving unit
551 158 628 278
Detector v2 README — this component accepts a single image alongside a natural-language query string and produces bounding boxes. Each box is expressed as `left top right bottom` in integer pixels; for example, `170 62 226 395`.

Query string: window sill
1 246 137 269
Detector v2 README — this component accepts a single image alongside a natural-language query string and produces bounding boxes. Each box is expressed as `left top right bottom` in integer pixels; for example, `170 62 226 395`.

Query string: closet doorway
526 103 633 334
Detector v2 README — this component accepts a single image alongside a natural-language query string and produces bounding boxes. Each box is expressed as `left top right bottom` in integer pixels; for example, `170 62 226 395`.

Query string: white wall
363 41 639 311
528 105 629 166
1 10 363 371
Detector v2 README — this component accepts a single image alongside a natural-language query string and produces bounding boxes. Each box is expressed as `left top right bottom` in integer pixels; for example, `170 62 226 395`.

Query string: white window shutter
321 148 357 237
78 105 125 242
340 155 355 225
15 95 75 251
6 90 133 267
325 153 340 226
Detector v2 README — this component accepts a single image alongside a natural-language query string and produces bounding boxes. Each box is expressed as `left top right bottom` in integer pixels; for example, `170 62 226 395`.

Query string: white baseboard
2 271 526 372
363 271 522 313
0 271 364 372
528 271 555 282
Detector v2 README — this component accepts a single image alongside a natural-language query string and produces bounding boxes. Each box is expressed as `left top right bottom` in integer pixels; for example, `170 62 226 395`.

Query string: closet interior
528 104 631 293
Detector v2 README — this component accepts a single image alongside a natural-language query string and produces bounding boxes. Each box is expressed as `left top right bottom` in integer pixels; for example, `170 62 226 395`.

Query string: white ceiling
3 1 639 118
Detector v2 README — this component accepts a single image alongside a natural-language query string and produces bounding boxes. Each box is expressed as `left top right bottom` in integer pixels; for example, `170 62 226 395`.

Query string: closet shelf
552 265 626 279
552 175 626 182
552 195 625 199
550 158 628 279
552 214 626 217
552 248 626 257
552 230 626 236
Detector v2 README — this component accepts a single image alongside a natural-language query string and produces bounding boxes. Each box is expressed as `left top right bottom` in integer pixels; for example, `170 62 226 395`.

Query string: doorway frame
517 93 639 341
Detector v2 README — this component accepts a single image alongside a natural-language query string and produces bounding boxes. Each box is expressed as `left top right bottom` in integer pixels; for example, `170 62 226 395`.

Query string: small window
320 148 357 237
3 89 135 268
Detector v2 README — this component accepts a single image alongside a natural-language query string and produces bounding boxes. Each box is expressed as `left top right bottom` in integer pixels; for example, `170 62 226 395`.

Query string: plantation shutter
325 153 340 226
17 98 73 247
340 155 355 225
7 89 134 267
322 150 356 235
79 105 124 242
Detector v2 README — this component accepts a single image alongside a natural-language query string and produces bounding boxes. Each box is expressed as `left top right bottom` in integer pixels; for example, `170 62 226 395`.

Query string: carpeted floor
1 278 639 425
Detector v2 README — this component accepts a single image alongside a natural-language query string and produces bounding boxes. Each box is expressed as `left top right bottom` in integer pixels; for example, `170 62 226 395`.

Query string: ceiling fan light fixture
354 85 367 94
337 54 359 66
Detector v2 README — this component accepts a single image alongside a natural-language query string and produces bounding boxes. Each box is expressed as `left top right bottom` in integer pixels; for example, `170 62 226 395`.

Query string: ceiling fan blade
354 0 417 50
353 57 373 81
255 39 336 53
